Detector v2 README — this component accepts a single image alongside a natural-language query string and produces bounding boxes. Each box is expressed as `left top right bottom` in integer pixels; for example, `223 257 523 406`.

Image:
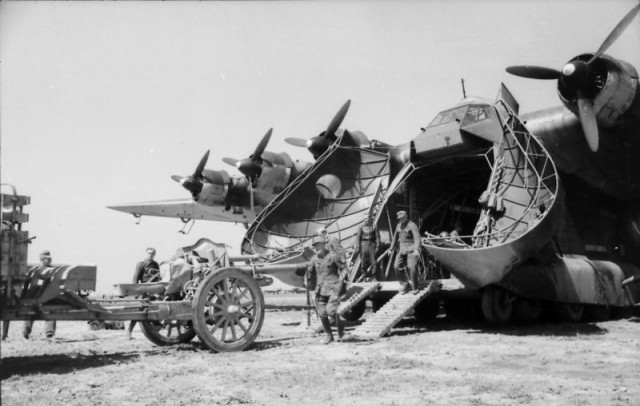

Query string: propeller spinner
505 4 640 152
171 150 210 197
222 128 273 182
285 99 351 159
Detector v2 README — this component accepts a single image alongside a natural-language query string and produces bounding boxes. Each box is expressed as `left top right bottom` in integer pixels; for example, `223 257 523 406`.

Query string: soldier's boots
335 315 344 342
320 317 334 344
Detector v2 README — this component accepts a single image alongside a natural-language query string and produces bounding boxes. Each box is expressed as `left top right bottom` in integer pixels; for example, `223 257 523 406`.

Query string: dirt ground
2 293 639 406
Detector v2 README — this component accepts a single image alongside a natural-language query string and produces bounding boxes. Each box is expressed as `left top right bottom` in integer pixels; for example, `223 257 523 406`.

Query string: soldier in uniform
22 250 57 339
354 213 380 281
316 227 344 258
127 247 160 339
306 235 345 344
391 211 421 294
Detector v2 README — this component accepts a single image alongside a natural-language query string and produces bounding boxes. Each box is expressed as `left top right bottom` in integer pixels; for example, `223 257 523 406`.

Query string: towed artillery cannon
1 185 308 352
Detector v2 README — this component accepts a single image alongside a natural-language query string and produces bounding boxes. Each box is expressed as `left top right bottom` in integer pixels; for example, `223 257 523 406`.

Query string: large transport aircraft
110 5 640 324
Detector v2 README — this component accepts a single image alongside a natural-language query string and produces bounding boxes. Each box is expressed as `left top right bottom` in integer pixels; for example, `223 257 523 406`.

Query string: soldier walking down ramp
391 211 421 294
306 235 345 344
22 250 57 339
354 213 380 281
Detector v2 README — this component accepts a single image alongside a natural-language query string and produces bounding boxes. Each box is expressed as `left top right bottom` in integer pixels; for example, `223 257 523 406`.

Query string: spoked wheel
139 320 196 346
481 285 514 324
193 268 265 352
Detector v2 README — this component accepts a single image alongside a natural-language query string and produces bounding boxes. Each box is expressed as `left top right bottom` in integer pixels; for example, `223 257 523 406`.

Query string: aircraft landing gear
481 285 515 323
555 302 584 322
513 297 542 324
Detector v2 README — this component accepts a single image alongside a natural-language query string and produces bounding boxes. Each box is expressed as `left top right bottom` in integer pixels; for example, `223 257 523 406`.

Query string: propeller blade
577 96 599 152
222 157 240 167
193 150 210 178
589 4 640 64
171 175 184 183
285 137 308 147
505 66 561 80
325 99 351 139
252 128 273 160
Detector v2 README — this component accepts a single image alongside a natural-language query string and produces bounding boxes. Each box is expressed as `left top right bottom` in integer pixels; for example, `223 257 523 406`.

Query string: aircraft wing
107 199 256 224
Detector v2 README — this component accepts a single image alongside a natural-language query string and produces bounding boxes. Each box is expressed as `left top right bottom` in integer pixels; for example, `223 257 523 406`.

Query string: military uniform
133 258 160 283
356 221 379 280
392 213 421 293
128 250 160 339
22 257 57 338
307 241 345 343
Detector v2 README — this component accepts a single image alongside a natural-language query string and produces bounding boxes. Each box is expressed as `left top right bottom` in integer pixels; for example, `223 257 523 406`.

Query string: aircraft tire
139 320 196 346
513 298 542 324
555 302 584 322
584 305 611 322
481 286 513 324
341 301 366 322
193 268 265 352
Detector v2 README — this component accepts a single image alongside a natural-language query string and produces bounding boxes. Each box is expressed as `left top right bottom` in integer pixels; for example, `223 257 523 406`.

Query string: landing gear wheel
139 320 196 346
341 301 366 322
414 298 440 323
585 305 610 322
193 268 265 352
555 302 584 322
481 286 513 324
514 298 542 324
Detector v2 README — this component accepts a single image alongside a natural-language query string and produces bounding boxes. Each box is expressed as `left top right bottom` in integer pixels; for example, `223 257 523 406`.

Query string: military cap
396 210 408 219
40 250 52 259
312 235 326 246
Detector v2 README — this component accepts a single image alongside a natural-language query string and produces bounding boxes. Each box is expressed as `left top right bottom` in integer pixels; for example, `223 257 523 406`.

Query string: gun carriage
1 185 307 352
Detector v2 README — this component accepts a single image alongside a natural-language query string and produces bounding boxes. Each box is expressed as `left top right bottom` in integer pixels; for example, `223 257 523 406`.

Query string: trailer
1 185 307 352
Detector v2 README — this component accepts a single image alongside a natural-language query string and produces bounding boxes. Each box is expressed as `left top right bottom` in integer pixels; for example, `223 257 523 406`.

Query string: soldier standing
127 247 160 339
391 211 421 294
354 213 380 281
306 235 345 344
22 250 57 339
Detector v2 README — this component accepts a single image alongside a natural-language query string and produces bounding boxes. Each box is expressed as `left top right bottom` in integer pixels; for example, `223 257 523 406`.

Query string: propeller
505 4 639 152
222 128 273 181
171 150 210 197
285 99 351 159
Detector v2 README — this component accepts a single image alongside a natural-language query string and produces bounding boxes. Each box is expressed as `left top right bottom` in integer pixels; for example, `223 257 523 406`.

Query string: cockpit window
428 106 468 126
464 105 491 122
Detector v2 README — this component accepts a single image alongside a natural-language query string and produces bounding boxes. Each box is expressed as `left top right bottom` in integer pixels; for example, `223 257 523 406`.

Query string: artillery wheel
481 286 513 324
193 268 265 352
514 298 542 324
555 302 584 322
414 298 440 323
139 320 196 346
341 301 366 322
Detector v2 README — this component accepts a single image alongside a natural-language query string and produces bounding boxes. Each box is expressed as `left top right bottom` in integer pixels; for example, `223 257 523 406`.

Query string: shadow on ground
388 316 609 337
0 351 150 380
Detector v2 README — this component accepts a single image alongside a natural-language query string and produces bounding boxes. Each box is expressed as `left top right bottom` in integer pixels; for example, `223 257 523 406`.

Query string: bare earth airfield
2 300 639 406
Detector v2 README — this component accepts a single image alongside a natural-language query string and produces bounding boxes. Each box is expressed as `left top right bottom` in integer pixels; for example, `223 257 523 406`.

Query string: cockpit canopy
428 104 492 128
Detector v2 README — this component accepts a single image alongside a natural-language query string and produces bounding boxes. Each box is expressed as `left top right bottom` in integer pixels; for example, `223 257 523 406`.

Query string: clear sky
2 0 639 292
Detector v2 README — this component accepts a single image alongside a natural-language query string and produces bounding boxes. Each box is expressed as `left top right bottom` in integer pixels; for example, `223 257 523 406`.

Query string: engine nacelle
315 174 342 200
194 169 230 206
559 54 638 128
